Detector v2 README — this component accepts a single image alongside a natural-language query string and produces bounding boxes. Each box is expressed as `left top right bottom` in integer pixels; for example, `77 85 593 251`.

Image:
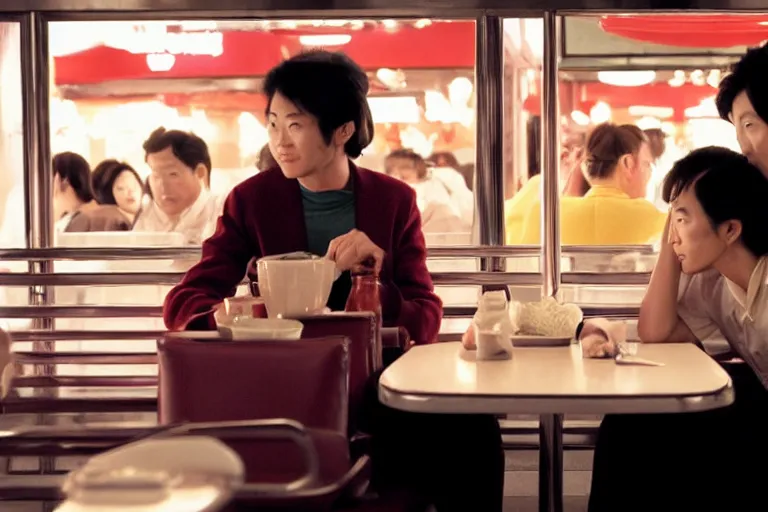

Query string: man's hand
461 325 476 350
326 229 385 274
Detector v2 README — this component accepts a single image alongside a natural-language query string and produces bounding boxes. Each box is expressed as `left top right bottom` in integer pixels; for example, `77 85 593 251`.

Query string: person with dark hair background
164 50 504 511
91 159 143 225
716 42 768 178
133 127 223 244
52 152 130 233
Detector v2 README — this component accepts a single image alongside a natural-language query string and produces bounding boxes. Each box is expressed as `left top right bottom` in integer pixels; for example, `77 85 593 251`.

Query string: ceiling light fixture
298 34 352 46
597 70 656 87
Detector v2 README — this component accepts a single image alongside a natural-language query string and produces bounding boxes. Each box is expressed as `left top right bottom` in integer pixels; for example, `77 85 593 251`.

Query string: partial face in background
52 172 72 221
619 142 654 199
147 147 204 217
669 186 736 274
267 92 342 180
386 157 422 184
112 170 143 214
731 91 768 179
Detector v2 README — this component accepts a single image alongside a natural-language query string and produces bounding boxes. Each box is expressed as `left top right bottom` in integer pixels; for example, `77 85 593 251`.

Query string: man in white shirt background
133 127 223 245
588 44 768 512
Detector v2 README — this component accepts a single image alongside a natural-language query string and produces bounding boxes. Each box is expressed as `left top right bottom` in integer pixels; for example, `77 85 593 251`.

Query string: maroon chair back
297 313 377 434
157 336 349 436
157 337 372 509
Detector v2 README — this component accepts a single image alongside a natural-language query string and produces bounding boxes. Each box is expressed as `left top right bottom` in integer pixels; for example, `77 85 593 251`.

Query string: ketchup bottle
345 267 383 371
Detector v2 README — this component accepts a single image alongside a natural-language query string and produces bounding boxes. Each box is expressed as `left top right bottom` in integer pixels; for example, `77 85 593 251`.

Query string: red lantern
599 15 768 48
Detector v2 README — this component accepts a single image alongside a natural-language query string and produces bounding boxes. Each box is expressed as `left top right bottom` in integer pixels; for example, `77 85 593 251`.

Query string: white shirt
678 256 768 389
132 188 224 245
430 166 474 225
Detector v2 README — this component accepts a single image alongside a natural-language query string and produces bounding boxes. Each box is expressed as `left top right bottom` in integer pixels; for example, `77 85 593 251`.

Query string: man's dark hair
662 146 768 257
263 50 374 158
91 159 142 206
715 43 768 123
52 152 93 203
143 127 212 186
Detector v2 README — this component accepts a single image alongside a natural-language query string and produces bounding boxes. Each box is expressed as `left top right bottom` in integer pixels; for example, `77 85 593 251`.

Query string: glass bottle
345 269 383 371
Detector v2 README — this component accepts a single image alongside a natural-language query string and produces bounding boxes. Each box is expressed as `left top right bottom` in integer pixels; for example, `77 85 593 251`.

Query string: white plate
510 335 572 347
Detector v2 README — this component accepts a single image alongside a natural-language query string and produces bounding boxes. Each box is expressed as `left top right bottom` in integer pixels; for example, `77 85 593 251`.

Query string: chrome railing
0 244 656 261
0 270 652 287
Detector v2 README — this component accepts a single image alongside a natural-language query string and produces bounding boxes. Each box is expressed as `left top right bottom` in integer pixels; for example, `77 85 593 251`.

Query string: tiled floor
503 449 592 511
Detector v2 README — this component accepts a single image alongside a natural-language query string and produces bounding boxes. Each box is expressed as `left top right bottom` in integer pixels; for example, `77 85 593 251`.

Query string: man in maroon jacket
163 50 503 511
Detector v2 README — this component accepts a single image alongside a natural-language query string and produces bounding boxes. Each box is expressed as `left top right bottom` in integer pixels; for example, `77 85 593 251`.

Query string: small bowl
226 317 304 341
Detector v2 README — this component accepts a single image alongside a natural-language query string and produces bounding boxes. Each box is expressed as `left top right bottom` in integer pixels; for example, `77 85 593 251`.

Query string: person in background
255 143 278 172
429 150 473 190
516 123 665 245
716 41 768 178
133 127 223 244
163 50 503 511
643 128 666 164
52 152 130 233
589 147 768 512
91 159 144 225
385 148 471 233
504 129 587 244
425 151 474 225
643 127 669 210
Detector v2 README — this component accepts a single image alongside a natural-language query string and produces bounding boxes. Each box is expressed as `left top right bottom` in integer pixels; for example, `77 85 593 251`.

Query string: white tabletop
379 342 734 415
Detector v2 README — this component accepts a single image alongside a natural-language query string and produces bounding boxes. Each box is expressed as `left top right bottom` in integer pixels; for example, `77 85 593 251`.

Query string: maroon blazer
163 163 443 344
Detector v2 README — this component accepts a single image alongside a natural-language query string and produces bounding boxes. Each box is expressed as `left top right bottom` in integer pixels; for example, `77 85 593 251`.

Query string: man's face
669 186 729 274
625 142 654 199
731 91 768 179
386 157 421 184
147 147 203 217
266 92 337 180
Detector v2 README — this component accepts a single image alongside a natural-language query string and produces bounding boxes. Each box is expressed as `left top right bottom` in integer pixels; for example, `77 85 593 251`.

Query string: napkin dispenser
471 290 515 360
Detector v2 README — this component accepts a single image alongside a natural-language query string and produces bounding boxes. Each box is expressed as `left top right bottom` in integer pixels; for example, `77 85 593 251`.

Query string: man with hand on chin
589 146 768 512
163 50 504 512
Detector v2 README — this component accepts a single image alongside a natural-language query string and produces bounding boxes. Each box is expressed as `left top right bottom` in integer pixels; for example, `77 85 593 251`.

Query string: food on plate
515 297 583 338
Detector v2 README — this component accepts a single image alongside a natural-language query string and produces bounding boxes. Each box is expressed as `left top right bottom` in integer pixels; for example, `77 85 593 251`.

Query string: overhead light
668 70 686 87
706 69 722 88
570 110 590 126
376 68 406 89
685 96 719 118
590 102 612 124
146 53 175 72
690 69 706 87
628 105 674 118
298 34 352 46
368 96 420 124
597 70 656 87
448 77 473 108
636 116 662 130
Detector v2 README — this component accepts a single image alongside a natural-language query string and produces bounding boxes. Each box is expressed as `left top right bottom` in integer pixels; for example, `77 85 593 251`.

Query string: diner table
378 341 734 512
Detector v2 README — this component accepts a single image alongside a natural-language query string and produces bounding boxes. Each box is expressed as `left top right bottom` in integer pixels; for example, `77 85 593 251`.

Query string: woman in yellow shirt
516 123 666 246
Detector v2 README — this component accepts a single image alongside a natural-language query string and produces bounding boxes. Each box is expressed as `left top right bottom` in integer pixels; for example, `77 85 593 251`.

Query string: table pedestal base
538 413 563 512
